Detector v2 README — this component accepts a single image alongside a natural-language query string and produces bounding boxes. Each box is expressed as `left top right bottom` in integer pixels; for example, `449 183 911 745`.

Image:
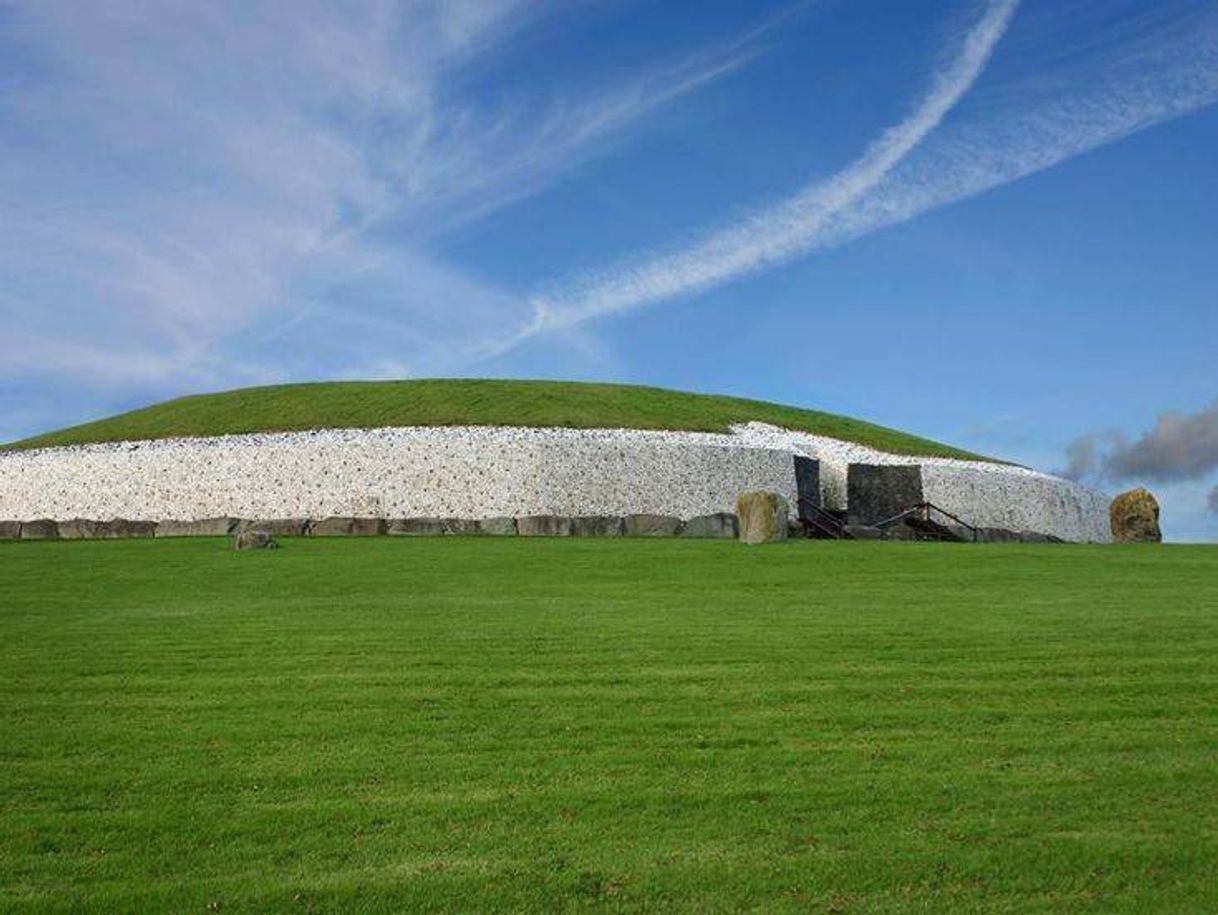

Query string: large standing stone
847 464 924 526
155 518 238 537
736 492 790 544
1109 488 1162 543
20 519 60 540
680 513 738 539
234 531 278 551
0 520 21 540
624 514 682 537
517 515 574 537
793 455 822 519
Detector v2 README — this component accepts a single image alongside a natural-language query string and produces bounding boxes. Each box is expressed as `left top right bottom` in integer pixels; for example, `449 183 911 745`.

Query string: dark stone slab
155 518 238 537
235 519 310 537
847 464 924 526
517 515 574 537
570 516 624 537
19 519 60 540
0 520 21 540
843 524 886 540
793 455 822 517
234 531 278 551
680 513 739 539
478 517 517 536
624 514 682 537
387 518 446 536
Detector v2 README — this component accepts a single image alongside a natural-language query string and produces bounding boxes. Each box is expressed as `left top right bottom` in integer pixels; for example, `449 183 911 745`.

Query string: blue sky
2 0 1217 540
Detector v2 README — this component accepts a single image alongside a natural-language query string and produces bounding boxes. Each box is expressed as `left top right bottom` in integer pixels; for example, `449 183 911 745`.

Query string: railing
872 501 979 542
797 495 848 539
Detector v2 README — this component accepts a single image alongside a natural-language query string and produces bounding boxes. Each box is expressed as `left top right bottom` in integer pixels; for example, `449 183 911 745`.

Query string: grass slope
5 379 992 461
2 538 1216 913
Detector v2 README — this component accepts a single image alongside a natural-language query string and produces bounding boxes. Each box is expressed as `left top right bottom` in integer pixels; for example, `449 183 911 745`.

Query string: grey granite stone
58 518 108 540
19 519 60 540
155 518 238 537
624 514 682 537
387 518 446 536
680 513 739 539
0 520 21 539
570 516 624 536
517 515 574 537
478 517 517 536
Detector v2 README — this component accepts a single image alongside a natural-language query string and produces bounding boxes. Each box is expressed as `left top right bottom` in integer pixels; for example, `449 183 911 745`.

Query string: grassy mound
4 379 991 460
2 537 1215 911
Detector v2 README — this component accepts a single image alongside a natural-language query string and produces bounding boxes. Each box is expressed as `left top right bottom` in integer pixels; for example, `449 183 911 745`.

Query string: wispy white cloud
524 0 1021 333
0 0 760 392
519 0 1218 343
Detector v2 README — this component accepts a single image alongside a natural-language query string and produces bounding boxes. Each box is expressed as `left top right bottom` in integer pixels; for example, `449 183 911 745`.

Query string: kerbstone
387 518 446 536
479 517 517 536
58 519 107 540
311 517 386 537
517 515 573 537
0 520 21 539
155 518 237 537
624 514 682 537
570 516 624 537
20 519 60 540
680 513 738 539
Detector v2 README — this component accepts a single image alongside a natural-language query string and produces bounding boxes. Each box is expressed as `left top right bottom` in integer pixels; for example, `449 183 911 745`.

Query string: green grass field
2 538 1215 913
4 379 993 461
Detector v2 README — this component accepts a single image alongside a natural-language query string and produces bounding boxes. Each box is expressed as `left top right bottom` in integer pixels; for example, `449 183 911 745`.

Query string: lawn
3 378 992 461
1 538 1215 913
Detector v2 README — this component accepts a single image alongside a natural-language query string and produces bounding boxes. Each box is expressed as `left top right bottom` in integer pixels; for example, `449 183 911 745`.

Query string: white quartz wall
0 422 1110 542
0 427 798 522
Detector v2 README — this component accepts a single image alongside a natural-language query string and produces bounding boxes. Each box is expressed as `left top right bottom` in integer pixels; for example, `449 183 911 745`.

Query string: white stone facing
0 422 1111 542
0 427 797 524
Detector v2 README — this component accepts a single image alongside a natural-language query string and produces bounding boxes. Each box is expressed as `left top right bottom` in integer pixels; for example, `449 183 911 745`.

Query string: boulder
570 516 624 537
517 515 574 537
0 520 21 540
235 519 309 537
624 514 682 537
680 513 738 539
19 519 60 540
155 518 237 537
736 492 790 545
1109 488 1162 543
311 517 386 537
387 518 446 536
478 517 518 536
234 530 278 551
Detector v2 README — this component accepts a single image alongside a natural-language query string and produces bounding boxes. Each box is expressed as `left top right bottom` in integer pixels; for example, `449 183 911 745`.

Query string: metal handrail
872 501 979 542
